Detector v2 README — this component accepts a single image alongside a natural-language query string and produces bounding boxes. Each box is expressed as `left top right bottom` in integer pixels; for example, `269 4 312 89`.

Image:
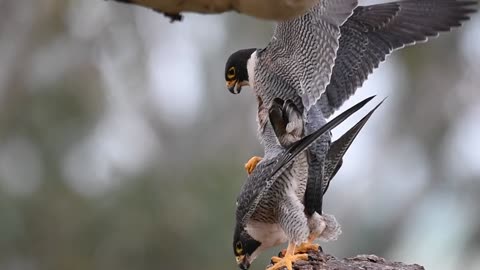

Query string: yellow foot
268 253 308 270
244 156 263 174
295 242 320 254
278 242 319 257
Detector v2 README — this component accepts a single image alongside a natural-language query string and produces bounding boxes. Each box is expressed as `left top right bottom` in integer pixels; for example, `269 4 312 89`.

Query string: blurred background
0 0 479 269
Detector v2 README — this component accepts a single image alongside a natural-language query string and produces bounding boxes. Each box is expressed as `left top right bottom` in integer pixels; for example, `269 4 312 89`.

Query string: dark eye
227 67 236 79
235 241 243 254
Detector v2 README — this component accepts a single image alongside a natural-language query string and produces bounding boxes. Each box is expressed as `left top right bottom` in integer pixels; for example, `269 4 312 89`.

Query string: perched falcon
225 0 476 217
234 96 382 270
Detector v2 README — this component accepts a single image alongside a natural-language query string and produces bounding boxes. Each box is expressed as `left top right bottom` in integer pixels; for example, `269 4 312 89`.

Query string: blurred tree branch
273 251 424 270
109 0 317 21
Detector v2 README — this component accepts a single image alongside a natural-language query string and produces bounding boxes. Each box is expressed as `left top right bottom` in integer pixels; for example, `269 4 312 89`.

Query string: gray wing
257 0 357 112
235 159 276 222
320 0 476 118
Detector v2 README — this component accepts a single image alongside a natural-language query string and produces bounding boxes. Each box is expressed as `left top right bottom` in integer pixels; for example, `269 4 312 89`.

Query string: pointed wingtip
369 96 386 115
357 95 376 107
354 96 385 126
279 95 378 167
321 96 385 194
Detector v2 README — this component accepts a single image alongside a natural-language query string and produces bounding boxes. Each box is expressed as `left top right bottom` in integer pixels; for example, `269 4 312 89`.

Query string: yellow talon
279 237 319 257
244 156 263 174
268 243 308 270
295 242 320 254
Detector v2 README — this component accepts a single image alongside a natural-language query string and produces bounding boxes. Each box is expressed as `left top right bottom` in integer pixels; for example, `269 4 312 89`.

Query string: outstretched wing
320 0 476 117
237 96 376 224
257 0 357 112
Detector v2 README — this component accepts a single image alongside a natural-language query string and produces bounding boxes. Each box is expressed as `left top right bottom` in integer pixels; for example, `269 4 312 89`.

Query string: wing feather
320 0 476 117
257 0 358 112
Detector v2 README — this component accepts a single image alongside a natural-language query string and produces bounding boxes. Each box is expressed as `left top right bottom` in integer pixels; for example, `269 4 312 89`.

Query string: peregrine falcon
225 0 476 216
234 96 383 270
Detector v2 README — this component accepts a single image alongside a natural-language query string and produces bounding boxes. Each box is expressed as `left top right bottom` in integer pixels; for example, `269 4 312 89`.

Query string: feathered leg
271 193 310 269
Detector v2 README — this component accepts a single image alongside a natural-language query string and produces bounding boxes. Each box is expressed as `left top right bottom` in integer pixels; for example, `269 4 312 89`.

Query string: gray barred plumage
250 0 357 155
245 0 359 218
233 96 380 269
227 1 476 269
225 0 476 219
320 0 477 117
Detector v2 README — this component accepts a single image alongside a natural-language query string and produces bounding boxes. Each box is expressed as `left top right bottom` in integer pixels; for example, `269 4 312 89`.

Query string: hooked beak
226 80 248 95
236 255 251 270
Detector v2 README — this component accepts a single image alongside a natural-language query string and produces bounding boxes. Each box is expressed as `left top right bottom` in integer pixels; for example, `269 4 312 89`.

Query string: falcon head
225 48 257 94
233 223 261 269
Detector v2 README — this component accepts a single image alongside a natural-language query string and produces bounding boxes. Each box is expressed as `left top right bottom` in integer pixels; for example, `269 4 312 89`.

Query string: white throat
246 50 257 90
245 221 287 249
